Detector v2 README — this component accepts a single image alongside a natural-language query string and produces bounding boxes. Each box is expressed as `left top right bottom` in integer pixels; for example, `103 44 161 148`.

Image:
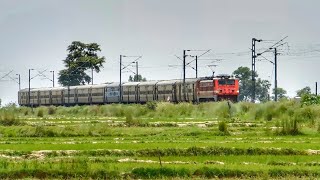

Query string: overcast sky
1 0 320 105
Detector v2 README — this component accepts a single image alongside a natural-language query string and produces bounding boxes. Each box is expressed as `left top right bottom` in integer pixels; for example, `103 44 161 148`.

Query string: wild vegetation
1 99 320 178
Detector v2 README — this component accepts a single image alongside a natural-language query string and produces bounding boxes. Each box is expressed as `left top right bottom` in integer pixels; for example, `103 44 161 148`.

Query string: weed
37 108 44 118
218 121 230 135
47 106 56 115
275 115 301 136
239 102 254 113
132 167 191 179
146 101 157 111
0 111 21 126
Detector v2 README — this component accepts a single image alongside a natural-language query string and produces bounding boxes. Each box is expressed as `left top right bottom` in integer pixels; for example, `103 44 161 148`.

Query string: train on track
18 75 239 107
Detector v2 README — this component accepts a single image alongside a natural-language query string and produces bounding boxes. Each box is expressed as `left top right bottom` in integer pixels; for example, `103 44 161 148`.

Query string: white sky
1 0 320 105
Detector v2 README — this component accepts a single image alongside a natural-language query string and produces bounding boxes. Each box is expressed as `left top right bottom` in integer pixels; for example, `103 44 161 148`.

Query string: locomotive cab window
226 80 235 85
218 80 226 85
218 79 235 85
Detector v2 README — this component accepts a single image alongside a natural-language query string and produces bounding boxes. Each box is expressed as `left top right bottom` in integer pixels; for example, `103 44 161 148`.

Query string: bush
294 106 317 123
215 101 236 119
37 108 44 118
0 111 21 126
239 102 254 113
301 94 320 106
47 106 56 115
34 125 57 137
218 121 230 135
125 111 148 126
275 115 301 136
156 102 176 118
146 101 157 111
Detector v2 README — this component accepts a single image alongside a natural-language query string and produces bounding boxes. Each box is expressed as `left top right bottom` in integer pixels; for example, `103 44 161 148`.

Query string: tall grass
218 121 230 136
0 110 21 126
1 99 320 125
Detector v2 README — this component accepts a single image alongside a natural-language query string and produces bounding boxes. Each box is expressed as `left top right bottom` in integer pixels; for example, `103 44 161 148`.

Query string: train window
226 80 235 85
218 80 226 85
218 79 235 85
200 82 213 87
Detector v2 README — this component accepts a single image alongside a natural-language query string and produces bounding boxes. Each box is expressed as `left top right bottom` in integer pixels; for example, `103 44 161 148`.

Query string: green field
1 101 320 179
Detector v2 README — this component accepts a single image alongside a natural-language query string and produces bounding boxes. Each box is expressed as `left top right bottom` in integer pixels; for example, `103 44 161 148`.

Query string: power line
257 36 288 56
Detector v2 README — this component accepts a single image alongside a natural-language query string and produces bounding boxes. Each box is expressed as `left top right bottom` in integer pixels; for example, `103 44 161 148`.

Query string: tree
272 87 287 100
128 74 147 82
58 41 106 86
232 67 254 101
232 66 271 102
296 86 311 97
256 79 271 102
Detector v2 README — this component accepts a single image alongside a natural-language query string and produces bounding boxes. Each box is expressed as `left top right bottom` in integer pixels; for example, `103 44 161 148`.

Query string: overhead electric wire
0 70 14 81
257 36 288 56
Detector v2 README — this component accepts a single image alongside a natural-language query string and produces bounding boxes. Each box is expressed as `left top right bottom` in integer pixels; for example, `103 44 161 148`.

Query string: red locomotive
197 74 239 102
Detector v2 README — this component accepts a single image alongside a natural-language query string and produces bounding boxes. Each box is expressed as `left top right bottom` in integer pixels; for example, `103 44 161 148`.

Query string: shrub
218 121 230 135
275 115 301 136
107 104 125 117
301 94 320 106
253 106 264 120
37 108 44 118
239 102 254 113
176 103 194 116
34 125 57 137
125 111 147 126
294 106 317 123
47 106 56 115
146 101 157 111
89 105 100 116
24 109 29 116
215 101 236 119
156 102 176 118
0 111 21 126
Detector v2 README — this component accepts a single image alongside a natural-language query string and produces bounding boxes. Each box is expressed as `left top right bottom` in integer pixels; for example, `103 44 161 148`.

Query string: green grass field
0 101 320 179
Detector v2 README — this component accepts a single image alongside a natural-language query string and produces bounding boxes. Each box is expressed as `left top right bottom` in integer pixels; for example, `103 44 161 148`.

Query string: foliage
128 74 147 82
232 66 271 102
0 111 21 126
47 106 56 115
301 94 320 106
146 101 157 111
232 66 252 101
3 102 17 108
132 167 191 178
2 100 320 179
218 121 230 135
296 86 311 97
272 87 287 100
275 115 301 136
36 108 44 118
256 79 271 102
58 41 106 86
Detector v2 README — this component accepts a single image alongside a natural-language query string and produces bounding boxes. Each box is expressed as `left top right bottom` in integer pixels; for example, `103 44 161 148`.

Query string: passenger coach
18 75 239 106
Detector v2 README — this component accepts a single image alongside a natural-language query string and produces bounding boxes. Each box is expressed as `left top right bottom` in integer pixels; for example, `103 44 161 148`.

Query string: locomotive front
213 75 239 102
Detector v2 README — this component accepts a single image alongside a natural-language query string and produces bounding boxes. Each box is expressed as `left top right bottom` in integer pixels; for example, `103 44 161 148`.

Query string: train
18 75 239 106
